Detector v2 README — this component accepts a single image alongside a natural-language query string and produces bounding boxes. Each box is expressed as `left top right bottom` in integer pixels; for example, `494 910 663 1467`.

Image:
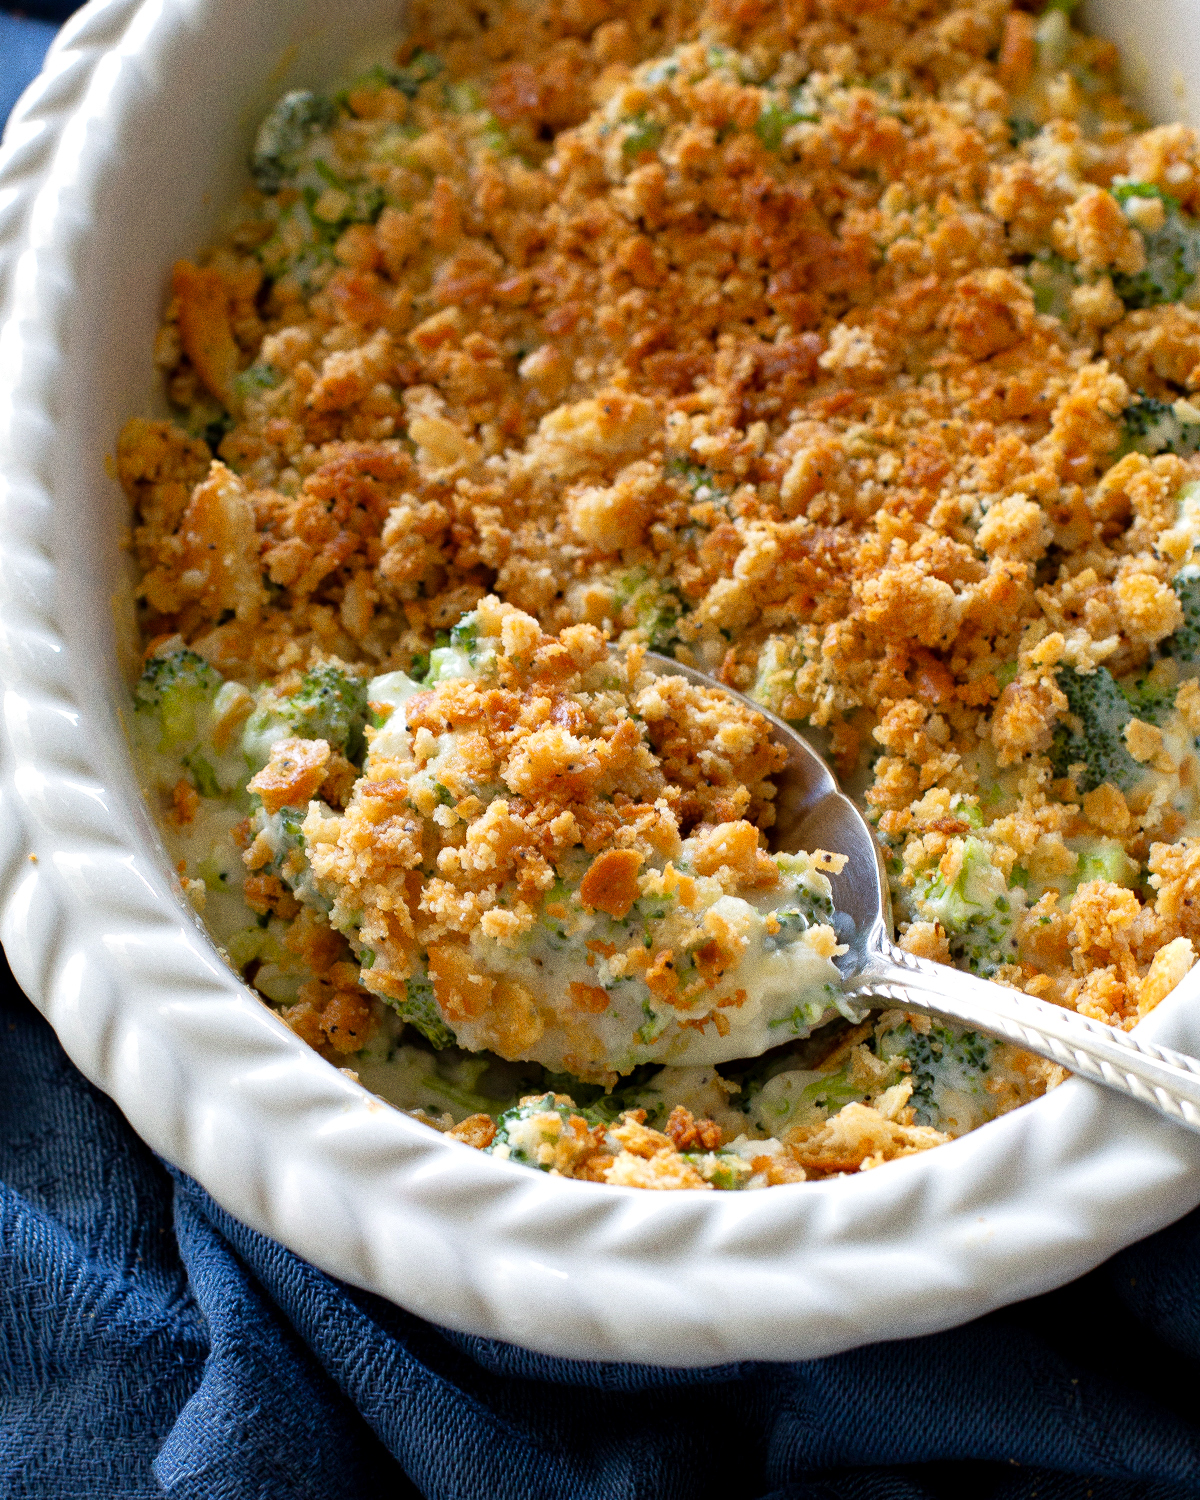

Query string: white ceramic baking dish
3 0 1200 1366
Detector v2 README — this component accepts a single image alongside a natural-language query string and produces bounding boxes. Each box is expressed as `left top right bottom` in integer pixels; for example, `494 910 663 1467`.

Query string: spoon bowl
642 652 890 962
645 651 1200 1135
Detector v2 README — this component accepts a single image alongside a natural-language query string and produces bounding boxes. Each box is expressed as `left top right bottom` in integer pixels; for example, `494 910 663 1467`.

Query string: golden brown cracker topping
128 0 1200 1185
248 737 332 814
580 849 644 918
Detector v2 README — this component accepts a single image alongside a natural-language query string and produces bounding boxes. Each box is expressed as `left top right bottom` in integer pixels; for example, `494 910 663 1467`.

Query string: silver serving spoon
646 651 1200 1134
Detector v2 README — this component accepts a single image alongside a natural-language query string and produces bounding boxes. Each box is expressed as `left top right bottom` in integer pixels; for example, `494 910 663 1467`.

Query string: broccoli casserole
121 0 1200 1188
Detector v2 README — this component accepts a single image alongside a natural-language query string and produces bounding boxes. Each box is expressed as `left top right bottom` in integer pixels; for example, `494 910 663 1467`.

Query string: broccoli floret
350 51 444 101
682 1151 753 1189
395 971 457 1050
484 1091 749 1185
1008 117 1040 146
1073 837 1141 891
753 102 810 150
244 662 369 769
420 611 501 685
745 1054 864 1135
1119 396 1200 458
1161 566 1200 669
282 663 369 760
746 1019 1005 1137
665 454 724 495
1111 184 1200 309
876 1023 996 1128
245 805 332 915
537 1063 666 1123
426 642 470 683
232 362 284 404
613 569 688 652
1049 665 1144 793
767 982 846 1038
133 650 256 797
621 115 666 158
250 90 337 194
761 893 836 955
487 1093 604 1168
918 837 1021 977
1026 250 1078 319
134 649 223 753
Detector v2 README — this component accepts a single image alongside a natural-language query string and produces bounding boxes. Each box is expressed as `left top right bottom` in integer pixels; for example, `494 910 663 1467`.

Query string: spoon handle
849 943 1200 1134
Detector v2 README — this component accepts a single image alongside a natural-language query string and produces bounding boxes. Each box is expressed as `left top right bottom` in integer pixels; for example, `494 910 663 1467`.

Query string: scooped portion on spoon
253 596 859 1081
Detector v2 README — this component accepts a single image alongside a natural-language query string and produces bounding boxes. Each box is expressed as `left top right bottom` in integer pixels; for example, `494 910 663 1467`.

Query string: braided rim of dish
1 0 1199 1365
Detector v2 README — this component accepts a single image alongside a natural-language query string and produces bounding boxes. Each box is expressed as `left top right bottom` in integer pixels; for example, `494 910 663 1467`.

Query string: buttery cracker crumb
125 0 1200 1191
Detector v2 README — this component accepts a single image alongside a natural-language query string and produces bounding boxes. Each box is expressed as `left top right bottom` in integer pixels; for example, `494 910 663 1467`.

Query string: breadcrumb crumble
121 0 1200 1188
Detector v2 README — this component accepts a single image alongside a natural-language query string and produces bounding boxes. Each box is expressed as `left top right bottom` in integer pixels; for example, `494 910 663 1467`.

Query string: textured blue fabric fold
0 11 60 128
0 977 204 1498
5 971 1200 1499
155 1191 403 1499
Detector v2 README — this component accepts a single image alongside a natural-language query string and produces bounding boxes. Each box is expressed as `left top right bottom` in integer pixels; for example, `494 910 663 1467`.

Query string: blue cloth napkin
6 968 1200 1499
7 9 1200 1496
0 9 60 127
